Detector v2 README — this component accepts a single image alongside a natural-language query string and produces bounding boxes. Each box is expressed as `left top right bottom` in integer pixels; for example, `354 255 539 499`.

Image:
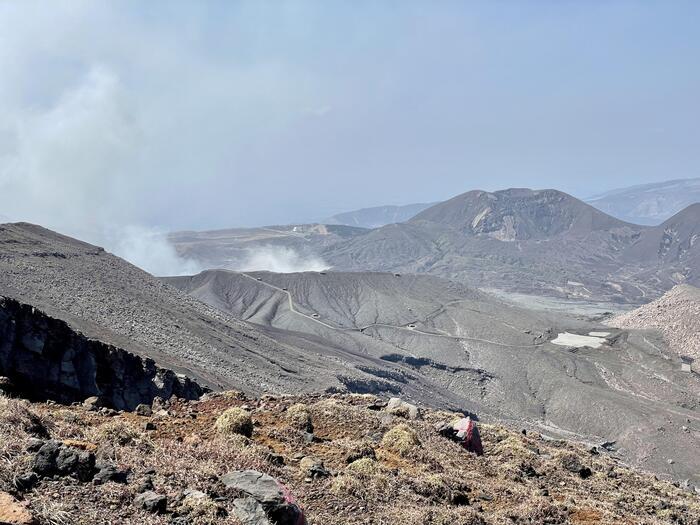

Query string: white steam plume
0 65 197 276
237 246 328 273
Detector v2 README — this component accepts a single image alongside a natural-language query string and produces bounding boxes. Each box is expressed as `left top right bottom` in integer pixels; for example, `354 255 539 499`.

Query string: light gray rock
232 497 271 525
220 470 284 506
134 491 167 514
386 397 421 420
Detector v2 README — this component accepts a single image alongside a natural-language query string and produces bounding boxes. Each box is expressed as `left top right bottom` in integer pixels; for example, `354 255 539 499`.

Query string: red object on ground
276 481 307 525
453 417 484 456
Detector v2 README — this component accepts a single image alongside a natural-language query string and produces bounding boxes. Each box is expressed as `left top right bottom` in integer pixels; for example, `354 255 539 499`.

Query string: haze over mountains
324 203 435 229
170 186 700 304
586 177 700 225
320 178 700 230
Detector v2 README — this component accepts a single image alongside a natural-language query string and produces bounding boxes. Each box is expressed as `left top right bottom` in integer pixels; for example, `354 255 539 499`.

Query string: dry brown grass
0 392 697 524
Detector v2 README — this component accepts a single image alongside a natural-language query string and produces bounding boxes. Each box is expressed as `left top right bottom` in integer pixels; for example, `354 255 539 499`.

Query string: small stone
386 397 421 420
14 473 38 492
83 396 102 411
299 457 330 478
134 491 167 514
93 465 128 485
668 459 675 465
135 404 152 417
135 476 154 493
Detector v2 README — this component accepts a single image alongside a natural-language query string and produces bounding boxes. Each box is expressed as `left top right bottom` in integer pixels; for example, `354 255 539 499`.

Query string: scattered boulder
134 403 152 417
14 472 38 492
93 464 128 485
31 440 96 481
233 497 271 525
25 438 45 453
435 417 484 456
299 457 330 479
0 375 15 395
83 396 103 411
134 490 167 514
221 470 306 525
215 407 254 438
0 491 37 525
386 397 421 420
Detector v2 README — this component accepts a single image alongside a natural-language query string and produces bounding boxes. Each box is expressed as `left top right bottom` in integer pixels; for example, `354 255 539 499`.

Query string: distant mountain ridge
323 188 700 302
412 188 633 240
324 202 435 229
168 185 700 303
586 177 700 225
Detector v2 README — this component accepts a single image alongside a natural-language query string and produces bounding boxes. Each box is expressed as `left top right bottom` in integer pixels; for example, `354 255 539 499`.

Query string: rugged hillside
0 296 204 410
1 391 699 525
168 269 700 486
0 222 401 398
621 204 700 290
411 189 632 240
610 284 700 360
324 202 435 229
586 177 700 225
323 188 700 302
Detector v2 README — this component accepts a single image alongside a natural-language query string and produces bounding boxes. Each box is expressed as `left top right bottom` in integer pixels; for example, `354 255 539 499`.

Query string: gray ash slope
0 222 434 400
168 268 700 485
322 188 700 302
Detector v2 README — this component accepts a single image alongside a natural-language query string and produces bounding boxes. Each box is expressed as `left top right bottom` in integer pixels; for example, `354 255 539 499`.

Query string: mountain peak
411 187 630 241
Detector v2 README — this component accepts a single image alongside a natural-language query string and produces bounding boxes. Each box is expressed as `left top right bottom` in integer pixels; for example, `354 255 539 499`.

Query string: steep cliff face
0 296 205 410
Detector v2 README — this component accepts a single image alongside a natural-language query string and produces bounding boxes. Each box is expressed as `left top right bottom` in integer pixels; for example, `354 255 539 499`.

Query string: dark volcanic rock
0 296 204 410
32 440 96 481
134 491 167 514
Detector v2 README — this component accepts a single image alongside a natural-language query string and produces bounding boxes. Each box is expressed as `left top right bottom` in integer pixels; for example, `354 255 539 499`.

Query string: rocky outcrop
0 296 205 410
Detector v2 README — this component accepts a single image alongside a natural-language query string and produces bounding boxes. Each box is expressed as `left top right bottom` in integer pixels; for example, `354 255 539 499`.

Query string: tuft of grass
214 407 253 438
0 396 52 437
286 403 313 432
381 424 420 457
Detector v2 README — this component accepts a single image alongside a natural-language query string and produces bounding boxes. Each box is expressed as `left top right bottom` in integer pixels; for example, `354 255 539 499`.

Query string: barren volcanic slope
168 269 700 485
323 188 700 302
0 222 430 400
611 284 700 360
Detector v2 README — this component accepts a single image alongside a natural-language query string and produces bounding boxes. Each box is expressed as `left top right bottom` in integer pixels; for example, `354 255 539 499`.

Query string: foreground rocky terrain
1 390 699 525
611 285 700 360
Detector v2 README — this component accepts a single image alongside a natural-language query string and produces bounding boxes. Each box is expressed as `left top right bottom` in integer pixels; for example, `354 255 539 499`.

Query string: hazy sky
1 0 699 236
